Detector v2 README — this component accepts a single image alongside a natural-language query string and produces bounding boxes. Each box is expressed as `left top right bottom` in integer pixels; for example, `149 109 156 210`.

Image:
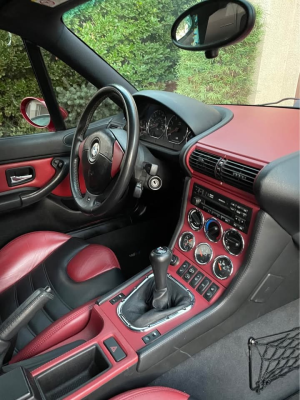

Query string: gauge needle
218 262 222 271
199 249 203 257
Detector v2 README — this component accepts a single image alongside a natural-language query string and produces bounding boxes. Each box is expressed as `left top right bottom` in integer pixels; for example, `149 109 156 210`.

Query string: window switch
197 277 211 295
177 261 190 277
203 283 219 301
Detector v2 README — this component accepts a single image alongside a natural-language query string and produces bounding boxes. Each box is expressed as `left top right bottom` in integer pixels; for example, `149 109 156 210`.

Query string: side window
0 31 47 137
41 49 121 129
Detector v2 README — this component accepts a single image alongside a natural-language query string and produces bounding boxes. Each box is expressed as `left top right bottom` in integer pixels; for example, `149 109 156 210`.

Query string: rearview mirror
20 97 68 132
171 0 256 58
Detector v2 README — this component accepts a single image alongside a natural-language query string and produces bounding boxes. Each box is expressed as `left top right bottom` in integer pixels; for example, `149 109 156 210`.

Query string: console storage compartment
35 345 111 400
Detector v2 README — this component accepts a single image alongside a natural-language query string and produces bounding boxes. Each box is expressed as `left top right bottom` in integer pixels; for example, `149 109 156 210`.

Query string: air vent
220 160 260 193
189 150 221 178
189 149 261 193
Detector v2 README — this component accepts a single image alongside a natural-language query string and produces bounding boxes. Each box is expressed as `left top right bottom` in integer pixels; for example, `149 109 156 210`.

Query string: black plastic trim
23 40 66 131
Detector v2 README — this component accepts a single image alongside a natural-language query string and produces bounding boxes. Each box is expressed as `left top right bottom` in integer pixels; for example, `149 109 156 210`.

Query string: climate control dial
204 218 223 243
188 209 204 231
223 229 244 256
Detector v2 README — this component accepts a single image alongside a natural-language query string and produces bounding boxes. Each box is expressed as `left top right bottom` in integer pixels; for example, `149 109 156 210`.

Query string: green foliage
0 0 264 137
175 6 264 104
64 0 192 89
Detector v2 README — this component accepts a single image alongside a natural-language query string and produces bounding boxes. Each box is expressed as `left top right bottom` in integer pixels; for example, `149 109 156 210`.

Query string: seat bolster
10 299 95 364
109 387 190 400
0 231 70 294
66 244 121 282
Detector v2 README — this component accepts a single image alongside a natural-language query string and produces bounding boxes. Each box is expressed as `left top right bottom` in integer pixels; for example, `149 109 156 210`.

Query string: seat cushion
0 231 124 355
109 387 190 400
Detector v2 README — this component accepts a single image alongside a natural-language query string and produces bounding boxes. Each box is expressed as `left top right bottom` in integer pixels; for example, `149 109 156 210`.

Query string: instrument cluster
139 105 194 150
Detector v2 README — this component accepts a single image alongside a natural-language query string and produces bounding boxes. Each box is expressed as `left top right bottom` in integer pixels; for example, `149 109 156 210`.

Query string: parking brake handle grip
0 287 54 368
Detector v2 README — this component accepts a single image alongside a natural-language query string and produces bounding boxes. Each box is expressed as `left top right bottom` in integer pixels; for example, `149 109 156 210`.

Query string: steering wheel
70 84 139 215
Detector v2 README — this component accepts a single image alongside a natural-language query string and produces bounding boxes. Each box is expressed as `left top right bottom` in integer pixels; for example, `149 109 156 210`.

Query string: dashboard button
204 283 219 301
190 272 204 288
187 265 197 275
177 262 189 276
183 272 192 282
197 277 211 295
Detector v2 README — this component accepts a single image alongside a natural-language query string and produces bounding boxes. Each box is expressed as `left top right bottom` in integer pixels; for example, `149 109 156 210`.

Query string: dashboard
138 102 194 150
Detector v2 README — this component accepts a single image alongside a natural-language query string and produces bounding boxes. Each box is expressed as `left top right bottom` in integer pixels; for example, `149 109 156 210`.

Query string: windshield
64 0 300 107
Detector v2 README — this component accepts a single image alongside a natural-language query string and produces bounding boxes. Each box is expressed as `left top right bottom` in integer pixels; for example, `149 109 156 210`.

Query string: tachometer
148 110 166 139
166 115 187 144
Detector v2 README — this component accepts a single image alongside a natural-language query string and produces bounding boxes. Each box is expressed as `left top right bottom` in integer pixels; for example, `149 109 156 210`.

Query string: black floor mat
151 300 300 400
88 217 175 279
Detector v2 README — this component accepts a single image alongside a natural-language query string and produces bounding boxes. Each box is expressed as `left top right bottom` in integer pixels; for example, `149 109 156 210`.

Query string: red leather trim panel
0 158 55 193
109 387 190 400
31 308 138 400
67 244 121 282
111 141 124 178
0 231 70 294
10 299 96 364
201 105 300 164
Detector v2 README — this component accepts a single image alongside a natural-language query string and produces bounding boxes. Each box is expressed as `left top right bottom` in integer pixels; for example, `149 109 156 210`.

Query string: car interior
0 0 299 399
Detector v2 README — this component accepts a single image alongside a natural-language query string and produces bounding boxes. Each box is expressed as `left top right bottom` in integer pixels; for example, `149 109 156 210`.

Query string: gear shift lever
149 246 172 309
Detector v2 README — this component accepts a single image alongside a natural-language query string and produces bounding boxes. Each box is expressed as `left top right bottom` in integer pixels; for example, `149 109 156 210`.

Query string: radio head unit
191 183 252 234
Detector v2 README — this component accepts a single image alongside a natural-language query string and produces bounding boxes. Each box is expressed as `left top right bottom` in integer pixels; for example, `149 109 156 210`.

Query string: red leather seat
109 387 191 400
0 231 124 361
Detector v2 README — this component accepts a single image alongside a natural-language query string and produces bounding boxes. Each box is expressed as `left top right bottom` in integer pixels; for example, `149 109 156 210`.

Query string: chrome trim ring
194 243 213 265
188 209 204 231
178 231 195 252
204 218 223 243
117 273 195 332
212 255 233 280
222 228 245 256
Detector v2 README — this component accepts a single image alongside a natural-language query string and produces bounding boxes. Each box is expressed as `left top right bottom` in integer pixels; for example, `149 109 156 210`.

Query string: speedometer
167 115 187 144
148 110 166 139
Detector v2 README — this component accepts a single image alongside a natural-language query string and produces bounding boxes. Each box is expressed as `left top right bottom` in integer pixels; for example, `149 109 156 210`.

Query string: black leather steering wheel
70 84 139 215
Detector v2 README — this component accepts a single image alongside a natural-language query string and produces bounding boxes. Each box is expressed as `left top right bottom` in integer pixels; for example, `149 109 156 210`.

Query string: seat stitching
42 263 72 312
29 273 54 324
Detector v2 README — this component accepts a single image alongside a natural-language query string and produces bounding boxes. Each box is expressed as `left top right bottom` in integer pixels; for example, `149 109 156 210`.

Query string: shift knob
149 246 172 309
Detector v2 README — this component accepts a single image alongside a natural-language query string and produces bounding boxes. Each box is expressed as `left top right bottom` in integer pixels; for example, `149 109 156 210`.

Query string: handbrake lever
0 286 54 369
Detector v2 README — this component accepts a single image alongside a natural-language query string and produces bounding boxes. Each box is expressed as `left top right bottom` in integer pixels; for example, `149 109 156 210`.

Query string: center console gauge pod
188 209 204 231
223 229 244 256
194 243 213 265
212 255 233 280
179 231 195 252
204 218 223 243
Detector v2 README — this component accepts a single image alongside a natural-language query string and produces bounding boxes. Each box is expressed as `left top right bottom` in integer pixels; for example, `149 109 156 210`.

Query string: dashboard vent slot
189 149 261 193
220 160 260 193
189 150 221 178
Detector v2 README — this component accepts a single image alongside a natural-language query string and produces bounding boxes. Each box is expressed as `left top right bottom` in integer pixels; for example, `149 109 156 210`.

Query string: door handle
10 174 33 184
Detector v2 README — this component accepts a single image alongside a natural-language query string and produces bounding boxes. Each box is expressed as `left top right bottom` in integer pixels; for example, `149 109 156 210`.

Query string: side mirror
20 97 68 132
171 0 256 58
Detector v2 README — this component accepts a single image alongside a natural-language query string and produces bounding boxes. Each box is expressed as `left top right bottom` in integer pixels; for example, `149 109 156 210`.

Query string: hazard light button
104 337 126 362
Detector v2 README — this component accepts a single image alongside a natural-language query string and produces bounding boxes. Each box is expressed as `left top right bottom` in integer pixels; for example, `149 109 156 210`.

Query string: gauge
179 232 195 252
148 110 166 139
212 256 233 280
188 209 204 231
194 243 213 265
204 218 223 243
140 119 148 137
166 115 187 144
223 229 244 256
